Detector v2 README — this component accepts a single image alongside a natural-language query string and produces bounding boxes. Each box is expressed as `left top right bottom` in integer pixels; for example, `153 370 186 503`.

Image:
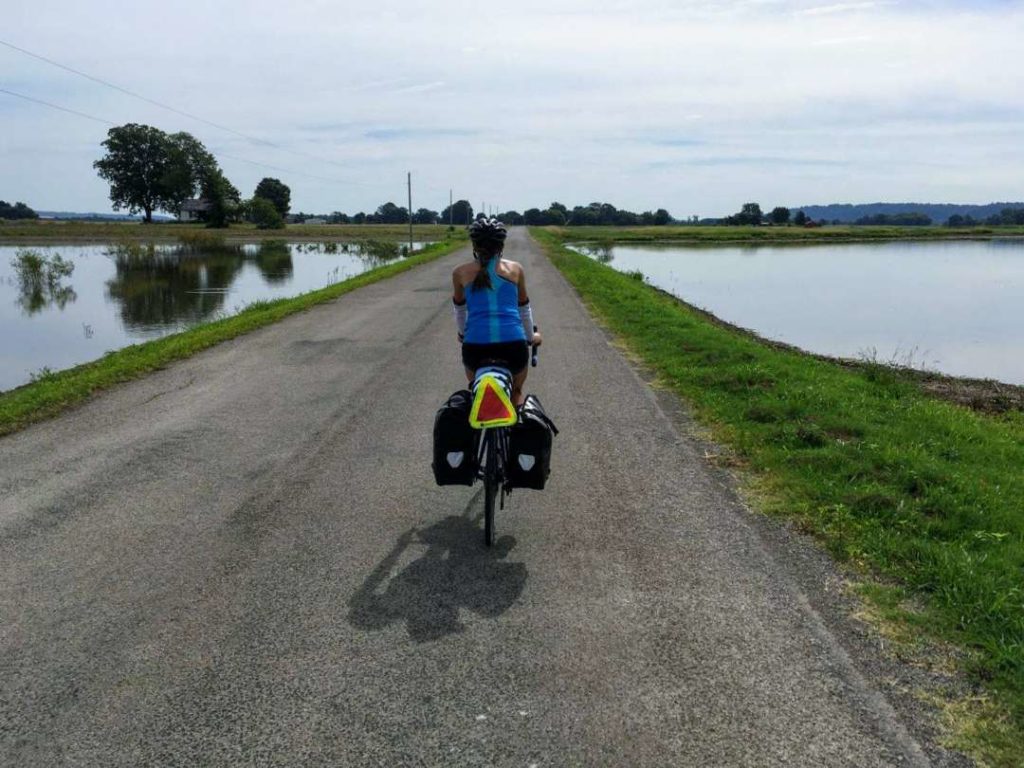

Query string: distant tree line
799 202 1024 224
0 200 38 220
297 200 676 227
719 203 813 226
853 212 933 226
947 208 1024 227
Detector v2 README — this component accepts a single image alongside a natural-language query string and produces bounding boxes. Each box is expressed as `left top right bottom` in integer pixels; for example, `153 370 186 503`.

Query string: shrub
248 197 285 230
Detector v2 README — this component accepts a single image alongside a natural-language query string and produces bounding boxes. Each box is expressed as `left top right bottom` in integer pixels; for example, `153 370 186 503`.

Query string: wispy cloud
363 127 480 141
798 1 886 16
648 156 849 169
811 34 877 46
392 81 445 94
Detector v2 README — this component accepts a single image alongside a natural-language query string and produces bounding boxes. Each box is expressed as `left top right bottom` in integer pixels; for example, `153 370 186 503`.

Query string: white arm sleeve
518 301 534 340
453 301 467 337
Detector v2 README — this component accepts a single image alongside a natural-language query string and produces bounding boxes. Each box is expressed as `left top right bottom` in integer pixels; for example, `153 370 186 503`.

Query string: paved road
1 229 935 766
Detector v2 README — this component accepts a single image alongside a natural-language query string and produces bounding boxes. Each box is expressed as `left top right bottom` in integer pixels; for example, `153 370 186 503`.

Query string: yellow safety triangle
469 375 518 428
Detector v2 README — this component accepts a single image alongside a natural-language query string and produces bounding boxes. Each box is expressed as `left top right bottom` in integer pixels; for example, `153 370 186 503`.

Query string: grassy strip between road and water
535 228 1024 766
0 235 466 437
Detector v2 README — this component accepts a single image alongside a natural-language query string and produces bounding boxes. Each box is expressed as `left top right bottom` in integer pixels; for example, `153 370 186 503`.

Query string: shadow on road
347 512 528 643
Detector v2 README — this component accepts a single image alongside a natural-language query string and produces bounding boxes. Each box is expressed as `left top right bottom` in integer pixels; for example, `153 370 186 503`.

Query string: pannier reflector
518 454 536 471
469 375 517 428
446 451 464 468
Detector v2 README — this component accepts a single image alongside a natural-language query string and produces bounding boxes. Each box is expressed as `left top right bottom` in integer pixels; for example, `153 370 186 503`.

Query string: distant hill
793 202 1024 224
36 211 174 222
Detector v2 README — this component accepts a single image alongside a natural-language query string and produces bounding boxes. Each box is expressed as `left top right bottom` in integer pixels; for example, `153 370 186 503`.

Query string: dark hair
471 243 502 291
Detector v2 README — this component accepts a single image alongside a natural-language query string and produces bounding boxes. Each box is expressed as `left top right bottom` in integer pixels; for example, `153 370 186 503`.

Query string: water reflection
251 241 293 284
577 240 1024 385
105 243 248 330
10 250 77 316
0 239 433 391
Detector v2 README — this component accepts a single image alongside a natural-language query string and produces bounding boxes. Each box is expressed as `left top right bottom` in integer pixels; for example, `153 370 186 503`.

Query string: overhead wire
0 86 404 192
0 37 410 192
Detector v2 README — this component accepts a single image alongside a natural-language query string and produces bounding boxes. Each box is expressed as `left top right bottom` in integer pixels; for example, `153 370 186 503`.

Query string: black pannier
507 394 559 490
432 390 479 486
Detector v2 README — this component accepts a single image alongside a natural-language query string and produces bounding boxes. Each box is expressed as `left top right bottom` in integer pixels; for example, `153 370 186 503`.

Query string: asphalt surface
1 229 942 766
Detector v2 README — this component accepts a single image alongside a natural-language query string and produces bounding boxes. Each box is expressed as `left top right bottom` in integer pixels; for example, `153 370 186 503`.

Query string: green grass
554 224 1024 245
534 228 1024 766
0 220 456 241
0 235 466 437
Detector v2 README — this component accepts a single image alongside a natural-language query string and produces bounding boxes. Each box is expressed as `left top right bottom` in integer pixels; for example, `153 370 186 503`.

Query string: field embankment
0 220 454 243
559 224 1024 245
0 235 466 437
535 228 1024 766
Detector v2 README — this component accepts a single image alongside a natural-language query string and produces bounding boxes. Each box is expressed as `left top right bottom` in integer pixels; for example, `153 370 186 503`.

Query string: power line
0 86 386 190
0 87 113 125
1 38 278 148
0 37 395 187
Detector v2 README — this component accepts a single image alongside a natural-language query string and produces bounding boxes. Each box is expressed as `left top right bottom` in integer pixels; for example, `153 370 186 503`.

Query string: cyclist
452 218 542 406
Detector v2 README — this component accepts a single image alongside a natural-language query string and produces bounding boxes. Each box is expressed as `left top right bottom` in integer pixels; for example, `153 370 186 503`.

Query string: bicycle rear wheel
483 433 498 547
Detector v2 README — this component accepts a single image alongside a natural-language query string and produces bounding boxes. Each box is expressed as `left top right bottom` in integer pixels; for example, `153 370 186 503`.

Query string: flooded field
573 239 1024 385
1 240 429 391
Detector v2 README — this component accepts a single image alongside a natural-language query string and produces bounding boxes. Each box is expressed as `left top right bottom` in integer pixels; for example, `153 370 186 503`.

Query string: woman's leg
511 368 528 406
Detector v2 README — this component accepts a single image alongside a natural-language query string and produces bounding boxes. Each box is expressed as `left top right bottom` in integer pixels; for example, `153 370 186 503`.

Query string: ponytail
472 255 493 291
471 243 502 291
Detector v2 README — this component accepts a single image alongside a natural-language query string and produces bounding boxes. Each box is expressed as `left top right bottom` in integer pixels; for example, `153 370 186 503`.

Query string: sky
2 0 1023 218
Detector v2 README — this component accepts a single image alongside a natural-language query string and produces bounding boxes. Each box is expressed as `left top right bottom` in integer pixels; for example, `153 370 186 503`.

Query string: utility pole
407 171 413 253
449 189 453 228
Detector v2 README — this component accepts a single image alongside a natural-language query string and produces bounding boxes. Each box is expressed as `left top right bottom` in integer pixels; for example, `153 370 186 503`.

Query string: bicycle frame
471 365 515 546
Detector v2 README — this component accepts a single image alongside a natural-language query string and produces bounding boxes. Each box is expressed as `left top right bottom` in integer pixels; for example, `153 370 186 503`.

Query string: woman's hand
531 331 543 347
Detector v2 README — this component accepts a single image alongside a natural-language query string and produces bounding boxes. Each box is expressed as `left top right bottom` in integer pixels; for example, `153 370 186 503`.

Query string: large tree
769 206 790 225
440 199 473 226
203 168 241 228
253 177 291 217
94 124 177 223
0 201 38 220
164 132 218 215
374 201 409 224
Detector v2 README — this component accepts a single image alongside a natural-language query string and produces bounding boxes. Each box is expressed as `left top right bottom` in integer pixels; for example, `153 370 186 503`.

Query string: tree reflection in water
104 241 295 331
251 240 294 284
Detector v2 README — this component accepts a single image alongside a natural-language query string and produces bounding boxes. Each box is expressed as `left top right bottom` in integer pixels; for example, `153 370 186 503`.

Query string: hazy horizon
3 0 1023 218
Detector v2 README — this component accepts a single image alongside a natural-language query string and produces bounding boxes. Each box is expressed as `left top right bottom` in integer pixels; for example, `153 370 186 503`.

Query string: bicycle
469 332 540 547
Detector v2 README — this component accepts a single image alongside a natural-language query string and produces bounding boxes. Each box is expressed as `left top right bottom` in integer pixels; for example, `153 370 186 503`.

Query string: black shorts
462 340 529 375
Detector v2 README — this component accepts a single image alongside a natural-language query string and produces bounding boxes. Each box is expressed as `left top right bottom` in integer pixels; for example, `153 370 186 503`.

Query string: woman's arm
516 266 540 345
452 269 467 341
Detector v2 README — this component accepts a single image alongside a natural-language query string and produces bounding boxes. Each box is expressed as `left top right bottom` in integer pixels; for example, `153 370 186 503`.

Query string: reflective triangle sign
469 375 518 428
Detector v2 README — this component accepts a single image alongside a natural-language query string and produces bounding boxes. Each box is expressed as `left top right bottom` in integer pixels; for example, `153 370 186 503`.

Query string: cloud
2 0 1023 216
364 127 480 141
798 1 887 15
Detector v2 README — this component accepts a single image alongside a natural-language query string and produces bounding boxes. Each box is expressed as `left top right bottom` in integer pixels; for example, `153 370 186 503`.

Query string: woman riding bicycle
452 218 542 406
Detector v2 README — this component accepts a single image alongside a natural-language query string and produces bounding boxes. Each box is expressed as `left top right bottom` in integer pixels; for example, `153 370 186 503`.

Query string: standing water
0 240 430 391
573 239 1024 385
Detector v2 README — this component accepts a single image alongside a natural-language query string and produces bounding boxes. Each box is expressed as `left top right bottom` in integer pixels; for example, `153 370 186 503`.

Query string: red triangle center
478 383 513 422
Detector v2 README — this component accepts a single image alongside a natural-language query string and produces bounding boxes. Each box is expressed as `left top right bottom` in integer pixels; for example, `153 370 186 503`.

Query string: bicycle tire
483 433 498 547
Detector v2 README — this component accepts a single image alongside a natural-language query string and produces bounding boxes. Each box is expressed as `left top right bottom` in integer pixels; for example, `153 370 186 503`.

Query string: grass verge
0 236 466 437
534 228 1024 766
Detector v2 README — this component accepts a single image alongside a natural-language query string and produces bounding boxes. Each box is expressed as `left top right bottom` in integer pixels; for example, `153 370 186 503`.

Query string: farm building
179 199 212 222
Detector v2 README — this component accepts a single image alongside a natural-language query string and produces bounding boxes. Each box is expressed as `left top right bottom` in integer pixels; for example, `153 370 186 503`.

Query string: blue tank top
463 259 526 344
